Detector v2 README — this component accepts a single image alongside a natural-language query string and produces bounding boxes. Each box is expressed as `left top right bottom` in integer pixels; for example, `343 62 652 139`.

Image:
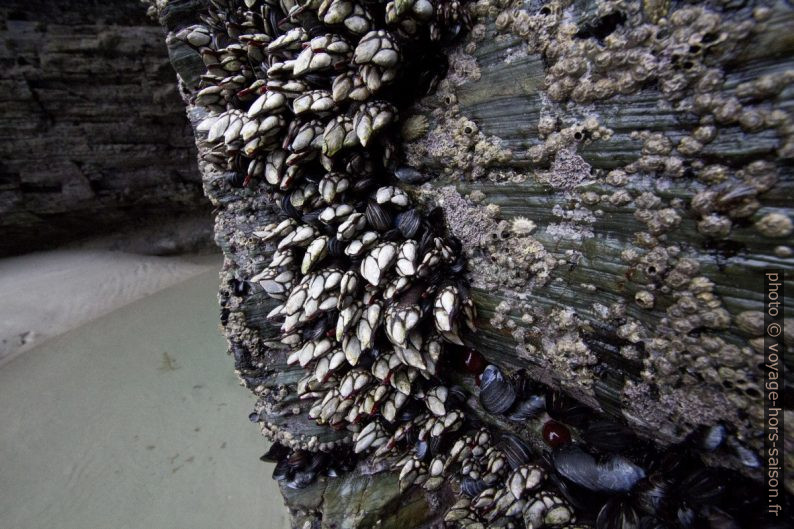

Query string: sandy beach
0 249 220 364
0 254 290 529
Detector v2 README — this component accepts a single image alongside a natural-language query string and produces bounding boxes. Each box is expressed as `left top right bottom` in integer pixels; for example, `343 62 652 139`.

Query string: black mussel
394 166 430 184
381 228 402 242
447 385 468 407
353 177 376 193
305 315 333 341
427 207 446 230
597 497 640 529
678 469 724 505
583 421 636 453
553 444 646 493
231 341 251 371
306 452 330 473
220 307 230 326
272 457 291 481
449 254 467 274
633 473 671 515
327 236 345 257
280 192 300 220
507 394 546 421
395 208 422 239
248 411 260 422
446 236 463 254
415 440 429 460
366 200 393 231
303 73 328 86
690 424 726 452
428 434 444 456
398 399 423 423
461 477 488 497
497 433 532 469
479 364 516 414
545 389 591 428
676 504 696 529
287 449 310 471
726 437 760 468
260 442 290 463
287 469 317 489
231 277 250 296
226 171 245 187
301 209 322 225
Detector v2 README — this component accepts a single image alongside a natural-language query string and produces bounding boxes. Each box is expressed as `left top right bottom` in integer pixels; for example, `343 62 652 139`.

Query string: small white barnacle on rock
510 216 536 236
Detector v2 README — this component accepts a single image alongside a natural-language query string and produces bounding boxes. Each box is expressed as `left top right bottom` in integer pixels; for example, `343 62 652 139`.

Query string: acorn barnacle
510 215 537 236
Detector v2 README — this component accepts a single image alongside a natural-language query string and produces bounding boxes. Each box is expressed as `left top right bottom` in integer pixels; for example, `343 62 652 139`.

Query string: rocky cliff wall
0 1 209 256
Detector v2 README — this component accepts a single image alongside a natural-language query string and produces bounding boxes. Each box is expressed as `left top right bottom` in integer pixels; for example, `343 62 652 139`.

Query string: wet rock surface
152 0 794 527
0 1 208 256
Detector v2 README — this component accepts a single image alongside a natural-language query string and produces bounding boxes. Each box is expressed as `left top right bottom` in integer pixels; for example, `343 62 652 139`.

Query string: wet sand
0 250 218 364
0 265 290 529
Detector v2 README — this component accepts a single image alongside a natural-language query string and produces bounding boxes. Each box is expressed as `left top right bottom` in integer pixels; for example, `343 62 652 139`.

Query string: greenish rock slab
282 469 438 529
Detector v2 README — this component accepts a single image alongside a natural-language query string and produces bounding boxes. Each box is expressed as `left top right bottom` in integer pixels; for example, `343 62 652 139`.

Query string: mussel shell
280 192 301 219
479 364 516 414
727 437 760 468
497 433 532 469
226 171 246 187
272 458 291 481
428 433 446 455
353 177 376 193
507 394 546 421
678 469 724 505
260 442 290 463
366 200 393 231
327 236 346 257
301 209 322 225
545 390 591 427
232 341 252 371
394 166 430 184
700 424 726 452
306 452 330 473
287 469 317 489
395 209 421 239
304 315 332 341
398 400 423 422
460 477 488 497
287 449 310 470
633 474 671 515
231 277 250 296
583 420 636 453
449 255 466 274
447 385 468 407
418 225 435 252
597 497 640 529
553 444 645 493
415 440 430 460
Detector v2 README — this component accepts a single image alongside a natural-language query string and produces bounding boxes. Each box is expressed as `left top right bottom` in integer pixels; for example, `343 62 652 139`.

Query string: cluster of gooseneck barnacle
166 2 783 529
172 0 479 474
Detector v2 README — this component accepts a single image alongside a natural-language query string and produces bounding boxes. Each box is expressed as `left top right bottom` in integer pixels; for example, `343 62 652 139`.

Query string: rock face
154 0 793 527
0 1 208 256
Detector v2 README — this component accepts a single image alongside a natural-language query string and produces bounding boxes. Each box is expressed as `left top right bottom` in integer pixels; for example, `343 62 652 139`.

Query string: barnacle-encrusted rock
154 0 794 526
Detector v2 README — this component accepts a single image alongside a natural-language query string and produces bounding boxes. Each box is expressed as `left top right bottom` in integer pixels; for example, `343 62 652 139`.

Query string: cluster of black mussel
260 356 790 529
